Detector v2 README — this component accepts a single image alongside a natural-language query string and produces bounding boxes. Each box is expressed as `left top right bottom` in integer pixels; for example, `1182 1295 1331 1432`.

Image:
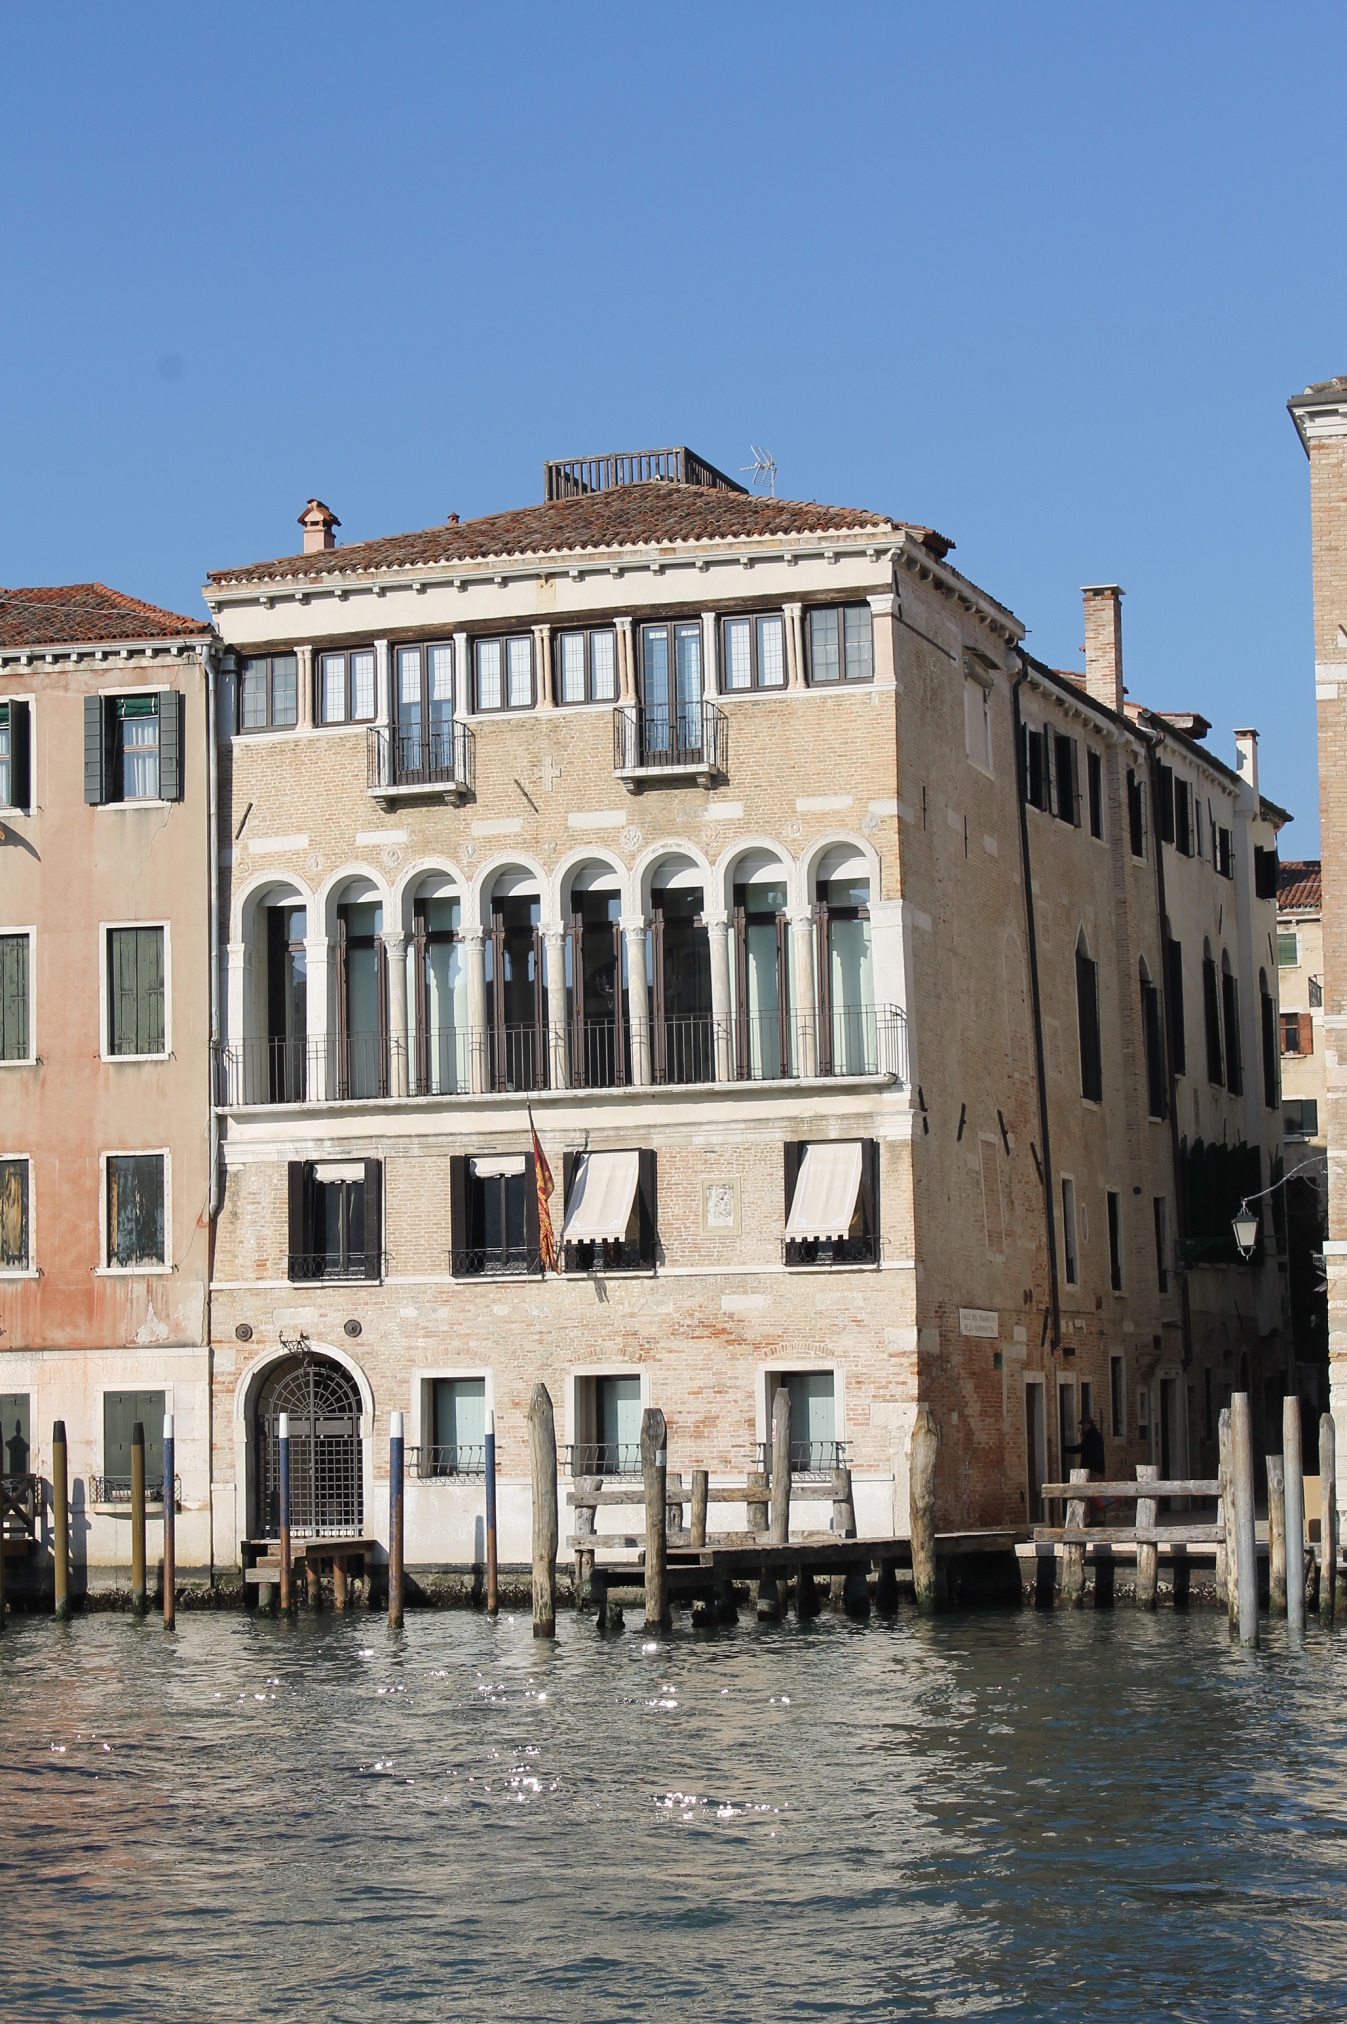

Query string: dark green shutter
637 1148 658 1264
0 936 28 1061
158 691 183 801
362 1158 382 1280
84 695 107 803
449 1155 469 1273
859 1140 880 1250
287 1160 308 1280
8 700 30 810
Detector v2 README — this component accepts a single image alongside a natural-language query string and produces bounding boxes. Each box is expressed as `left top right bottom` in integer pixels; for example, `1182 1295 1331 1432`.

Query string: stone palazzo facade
195 452 1291 1576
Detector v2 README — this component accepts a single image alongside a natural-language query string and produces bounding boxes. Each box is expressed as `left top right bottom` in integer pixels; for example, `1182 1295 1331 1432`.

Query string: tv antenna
741 445 777 497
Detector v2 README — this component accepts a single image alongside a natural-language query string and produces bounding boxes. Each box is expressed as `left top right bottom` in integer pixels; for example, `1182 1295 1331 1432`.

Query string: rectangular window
85 692 182 805
1021 725 1049 810
1283 1097 1319 1137
450 1151 538 1276
1222 964 1243 1097
475 635 534 712
1061 1177 1078 1285
1277 930 1300 967
288 1158 381 1281
1166 938 1186 1076
1107 1190 1123 1292
0 933 30 1062
116 695 160 799
1216 826 1234 880
427 1376 487 1476
0 1157 29 1270
106 1153 166 1268
238 653 298 731
1110 1355 1125 1439
1087 749 1103 839
0 699 30 810
574 1372 643 1476
561 1149 656 1272
1053 732 1079 825
1076 945 1103 1102
318 648 377 724
1174 778 1194 856
964 675 993 772
765 1369 838 1472
106 927 166 1057
555 627 618 705
1254 845 1280 900
1280 1011 1308 1055
1141 976 1167 1119
103 1390 165 1497
722 613 787 693
1127 769 1146 858
783 1139 879 1266
1153 1197 1169 1294
806 604 873 685
1156 764 1175 844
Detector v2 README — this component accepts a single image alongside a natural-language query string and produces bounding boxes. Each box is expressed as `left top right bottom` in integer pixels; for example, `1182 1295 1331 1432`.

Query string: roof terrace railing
544 447 747 501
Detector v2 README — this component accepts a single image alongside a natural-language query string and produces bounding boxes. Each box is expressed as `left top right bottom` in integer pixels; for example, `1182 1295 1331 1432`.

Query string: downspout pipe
1145 725 1194 1372
1012 665 1062 1373
203 641 223 1221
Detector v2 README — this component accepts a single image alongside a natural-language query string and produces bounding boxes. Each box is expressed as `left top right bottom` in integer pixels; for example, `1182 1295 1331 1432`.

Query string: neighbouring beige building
1273 859 1329 1400
0 583 217 1588
197 451 1292 1581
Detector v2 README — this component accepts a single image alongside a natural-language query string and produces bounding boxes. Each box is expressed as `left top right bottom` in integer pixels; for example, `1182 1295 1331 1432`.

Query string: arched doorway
255 1354 364 1538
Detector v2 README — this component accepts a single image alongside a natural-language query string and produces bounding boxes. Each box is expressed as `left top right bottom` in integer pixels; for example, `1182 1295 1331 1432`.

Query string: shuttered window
106 1154 166 1267
83 693 183 803
1076 942 1103 1102
0 1158 29 1269
0 700 30 810
0 934 30 1061
103 1391 165 1489
107 927 165 1056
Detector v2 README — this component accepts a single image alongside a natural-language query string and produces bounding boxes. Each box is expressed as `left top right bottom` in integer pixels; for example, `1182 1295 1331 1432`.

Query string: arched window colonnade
221 834 907 1104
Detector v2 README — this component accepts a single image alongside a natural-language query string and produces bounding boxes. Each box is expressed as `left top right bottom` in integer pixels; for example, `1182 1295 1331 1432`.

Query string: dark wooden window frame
803 603 874 687
1087 748 1104 840
1053 732 1080 826
568 903 627 1088
1126 768 1146 858
1165 935 1186 1076
489 899 546 1092
449 1151 541 1277
412 896 461 1092
287 1158 382 1282
1221 955 1243 1097
1076 940 1103 1103
316 645 378 726
719 611 789 694
0 699 32 811
237 652 299 734
1106 1190 1123 1293
473 633 536 714
553 626 618 707
1140 972 1167 1120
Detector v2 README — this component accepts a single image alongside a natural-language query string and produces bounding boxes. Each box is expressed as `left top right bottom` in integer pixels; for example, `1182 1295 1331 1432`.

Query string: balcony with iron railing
409 1444 487 1480
753 1440 848 1482
215 1005 907 1108
367 723 474 801
613 701 727 786
565 1442 643 1479
287 1250 385 1284
90 1474 183 1510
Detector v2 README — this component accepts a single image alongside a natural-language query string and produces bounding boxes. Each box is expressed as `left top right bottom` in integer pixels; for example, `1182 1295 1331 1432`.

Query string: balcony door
815 871 873 1075
568 890 627 1087
648 886 712 1085
394 643 455 783
734 878 790 1080
336 902 388 1100
266 904 307 1102
640 621 703 761
413 896 467 1094
488 895 545 1091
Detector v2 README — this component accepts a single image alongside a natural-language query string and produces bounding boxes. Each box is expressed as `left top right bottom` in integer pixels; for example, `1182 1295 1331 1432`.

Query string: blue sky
1 5 1340 847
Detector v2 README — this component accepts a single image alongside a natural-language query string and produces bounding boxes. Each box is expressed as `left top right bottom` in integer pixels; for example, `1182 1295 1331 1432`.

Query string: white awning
785 1141 863 1240
312 1161 366 1184
471 1154 527 1180
562 1150 641 1243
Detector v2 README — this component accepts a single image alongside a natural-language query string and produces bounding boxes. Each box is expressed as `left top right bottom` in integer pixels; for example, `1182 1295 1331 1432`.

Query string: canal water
1 1606 1344 2022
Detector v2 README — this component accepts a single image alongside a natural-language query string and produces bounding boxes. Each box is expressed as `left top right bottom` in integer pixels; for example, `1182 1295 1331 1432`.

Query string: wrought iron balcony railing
89 1474 183 1509
565 1442 643 1480
449 1246 544 1281
367 722 474 799
613 701 727 781
754 1440 848 1482
287 1250 385 1284
410 1444 486 1480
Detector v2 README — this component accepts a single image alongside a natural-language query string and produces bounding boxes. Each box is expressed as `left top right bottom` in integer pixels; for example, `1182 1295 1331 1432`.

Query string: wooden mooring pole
1219 1408 1238 1628
574 1472 599 1610
641 1406 669 1631
388 1409 405 1631
1320 1413 1339 1624
1231 1392 1258 1647
1061 1468 1088 1607
1266 1455 1287 1615
691 1469 708 1550
1283 1395 1306 1637
162 1413 176 1631
484 1407 499 1616
768 1388 792 1545
1215 1408 1231 1605
529 1383 557 1638
278 1412 293 1615
909 1404 939 1614
1135 1464 1158 1610
130 1420 147 1617
52 1419 69 1622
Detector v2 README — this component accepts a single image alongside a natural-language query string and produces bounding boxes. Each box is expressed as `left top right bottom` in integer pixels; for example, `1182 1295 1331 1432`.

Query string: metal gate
255 1355 363 1538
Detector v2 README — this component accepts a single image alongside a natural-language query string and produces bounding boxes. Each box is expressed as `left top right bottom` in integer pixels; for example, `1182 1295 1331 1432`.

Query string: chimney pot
1080 584 1124 714
298 498 340 554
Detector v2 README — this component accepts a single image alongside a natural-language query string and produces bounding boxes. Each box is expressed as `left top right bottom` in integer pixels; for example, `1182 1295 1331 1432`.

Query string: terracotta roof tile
1278 859 1321 911
0 582 210 651
207 487 903 587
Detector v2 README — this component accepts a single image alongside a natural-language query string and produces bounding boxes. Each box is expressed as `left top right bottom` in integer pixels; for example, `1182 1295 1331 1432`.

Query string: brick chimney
1080 584 1124 713
298 498 340 554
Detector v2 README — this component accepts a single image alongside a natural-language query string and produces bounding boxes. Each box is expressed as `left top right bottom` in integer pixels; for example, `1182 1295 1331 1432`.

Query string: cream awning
562 1150 641 1243
785 1141 863 1240
471 1154 527 1180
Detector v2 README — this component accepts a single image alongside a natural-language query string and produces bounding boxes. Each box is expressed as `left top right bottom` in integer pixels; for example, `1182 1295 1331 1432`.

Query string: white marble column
544 924 568 1087
464 929 489 1093
623 918 651 1086
374 638 391 729
305 935 333 1101
786 603 806 691
867 592 899 686
790 911 818 1078
225 938 248 1101
616 616 635 702
454 632 471 718
701 610 719 706
707 913 734 1082
384 931 409 1096
295 644 313 729
534 624 554 711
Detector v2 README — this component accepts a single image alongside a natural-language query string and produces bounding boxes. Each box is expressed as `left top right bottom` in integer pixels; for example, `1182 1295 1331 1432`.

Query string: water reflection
1 1610 1345 2020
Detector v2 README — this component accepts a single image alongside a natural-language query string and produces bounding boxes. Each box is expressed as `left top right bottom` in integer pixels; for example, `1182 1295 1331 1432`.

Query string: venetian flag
529 1108 557 1274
